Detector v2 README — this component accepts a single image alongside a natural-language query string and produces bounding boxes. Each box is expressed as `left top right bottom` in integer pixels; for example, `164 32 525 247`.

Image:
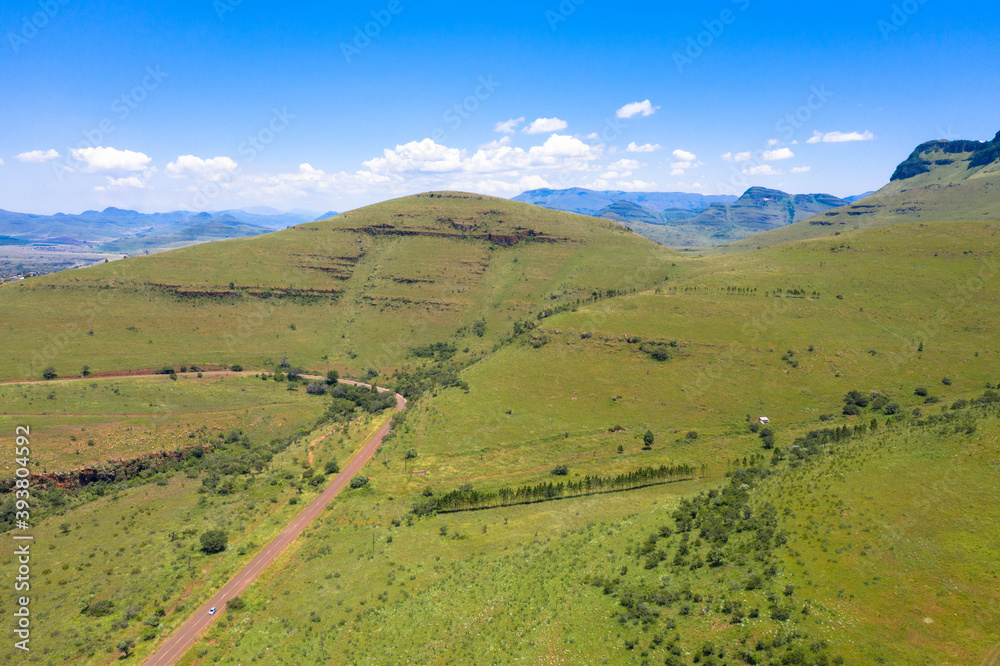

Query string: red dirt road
143 383 405 666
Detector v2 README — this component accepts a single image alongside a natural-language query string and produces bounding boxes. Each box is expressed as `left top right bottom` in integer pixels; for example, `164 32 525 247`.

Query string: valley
2 136 999 664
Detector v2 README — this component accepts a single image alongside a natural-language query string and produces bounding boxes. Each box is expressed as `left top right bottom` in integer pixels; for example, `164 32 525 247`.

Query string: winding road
3 368 406 663
143 379 405 665
130 377 404 665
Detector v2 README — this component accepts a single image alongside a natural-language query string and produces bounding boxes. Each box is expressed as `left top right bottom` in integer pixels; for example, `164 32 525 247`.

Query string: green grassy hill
3 185 1000 663
0 192 670 381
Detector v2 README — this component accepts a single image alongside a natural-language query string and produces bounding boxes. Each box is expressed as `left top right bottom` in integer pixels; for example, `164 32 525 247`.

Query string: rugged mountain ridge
718 130 1000 252
890 131 1000 182
514 186 848 247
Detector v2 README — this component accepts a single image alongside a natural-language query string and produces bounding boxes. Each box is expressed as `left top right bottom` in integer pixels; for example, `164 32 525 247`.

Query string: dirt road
141 382 405 665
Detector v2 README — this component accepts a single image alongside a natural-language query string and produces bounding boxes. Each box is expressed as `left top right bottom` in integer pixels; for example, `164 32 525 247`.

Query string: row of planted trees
421 463 698 514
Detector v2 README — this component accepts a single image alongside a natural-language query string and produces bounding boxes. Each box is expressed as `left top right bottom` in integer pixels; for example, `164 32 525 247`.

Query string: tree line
414 463 697 515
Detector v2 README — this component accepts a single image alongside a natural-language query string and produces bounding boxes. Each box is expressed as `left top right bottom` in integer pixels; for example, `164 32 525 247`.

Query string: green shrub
324 460 340 475
42 367 57 380
199 529 228 554
230 364 243 372
81 599 115 617
915 387 928 397
349 475 369 489
551 465 569 476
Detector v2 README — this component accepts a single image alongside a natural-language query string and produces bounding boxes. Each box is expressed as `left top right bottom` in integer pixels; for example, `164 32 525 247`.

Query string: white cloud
71 146 152 172
763 147 795 161
494 117 525 135
807 130 876 144
790 166 812 174
0 158 4 166
616 100 660 119
363 139 465 175
15 149 60 163
670 149 703 176
721 151 752 162
614 179 657 190
450 175 554 197
767 138 781 146
627 142 662 153
608 158 641 172
466 134 602 173
166 155 238 180
229 133 604 204
107 176 147 189
524 117 569 134
743 165 784 176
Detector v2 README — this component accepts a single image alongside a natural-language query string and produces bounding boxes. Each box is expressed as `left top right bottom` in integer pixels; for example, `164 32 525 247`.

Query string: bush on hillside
199 529 228 554
42 367 58 380
349 475 369 489
306 382 327 395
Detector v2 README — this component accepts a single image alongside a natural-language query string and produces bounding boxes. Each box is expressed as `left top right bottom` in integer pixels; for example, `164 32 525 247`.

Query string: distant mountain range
513 188 737 217
0 207 327 252
720 130 1000 252
512 186 850 247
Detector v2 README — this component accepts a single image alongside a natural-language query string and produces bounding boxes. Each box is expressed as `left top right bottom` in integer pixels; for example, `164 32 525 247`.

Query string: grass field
0 193 671 381
0 374 330 473
2 189 999 663
0 409 392 664
162 399 1000 665
370 221 998 509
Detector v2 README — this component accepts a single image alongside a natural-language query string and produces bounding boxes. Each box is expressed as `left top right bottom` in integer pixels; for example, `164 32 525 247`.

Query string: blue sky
2 0 998 214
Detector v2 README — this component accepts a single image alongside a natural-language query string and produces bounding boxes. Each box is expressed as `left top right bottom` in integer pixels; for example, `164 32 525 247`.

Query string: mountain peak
891 131 1000 182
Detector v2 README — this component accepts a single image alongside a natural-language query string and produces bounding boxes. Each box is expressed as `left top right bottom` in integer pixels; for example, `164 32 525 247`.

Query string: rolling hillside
3 183 999 664
0 192 671 380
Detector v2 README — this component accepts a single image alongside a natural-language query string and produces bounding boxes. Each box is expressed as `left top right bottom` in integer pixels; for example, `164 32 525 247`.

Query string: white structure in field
759 417 770 424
